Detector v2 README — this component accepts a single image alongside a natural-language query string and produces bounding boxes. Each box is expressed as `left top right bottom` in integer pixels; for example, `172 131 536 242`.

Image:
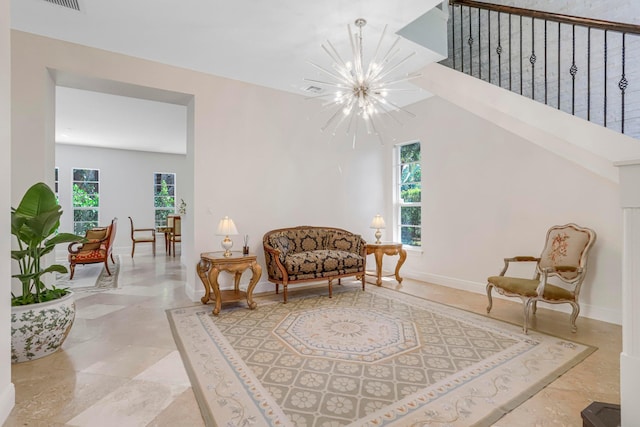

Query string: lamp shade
370 214 386 229
216 216 238 236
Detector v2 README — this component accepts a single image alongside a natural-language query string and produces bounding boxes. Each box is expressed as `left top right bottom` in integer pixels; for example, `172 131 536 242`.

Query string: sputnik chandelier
306 18 421 147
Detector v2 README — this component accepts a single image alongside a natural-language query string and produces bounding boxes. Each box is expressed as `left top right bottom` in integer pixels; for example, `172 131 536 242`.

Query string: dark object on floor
581 402 621 427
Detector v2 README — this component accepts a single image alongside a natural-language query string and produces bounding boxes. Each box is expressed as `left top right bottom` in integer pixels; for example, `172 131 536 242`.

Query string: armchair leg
69 264 76 280
486 283 494 313
110 254 115 263
523 299 535 334
328 278 333 298
104 260 112 276
131 243 135 258
283 285 288 304
569 302 580 333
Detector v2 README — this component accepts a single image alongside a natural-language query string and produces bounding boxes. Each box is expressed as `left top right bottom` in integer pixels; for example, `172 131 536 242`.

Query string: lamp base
374 229 382 244
221 236 233 257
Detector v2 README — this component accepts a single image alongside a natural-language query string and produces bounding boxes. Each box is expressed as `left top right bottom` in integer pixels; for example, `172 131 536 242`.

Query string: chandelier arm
367 115 386 145
368 48 402 82
371 52 417 83
367 24 388 74
328 98 357 136
325 40 351 73
376 72 422 87
368 95 405 126
304 78 351 90
348 24 364 83
307 61 351 85
321 104 349 133
321 44 354 82
375 36 402 72
374 95 417 119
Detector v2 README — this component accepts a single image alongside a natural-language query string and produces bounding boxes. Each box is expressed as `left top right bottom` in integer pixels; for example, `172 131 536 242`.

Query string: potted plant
11 182 84 363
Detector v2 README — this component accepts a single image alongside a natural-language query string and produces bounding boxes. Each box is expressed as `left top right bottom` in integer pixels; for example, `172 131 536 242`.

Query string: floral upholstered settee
263 226 366 302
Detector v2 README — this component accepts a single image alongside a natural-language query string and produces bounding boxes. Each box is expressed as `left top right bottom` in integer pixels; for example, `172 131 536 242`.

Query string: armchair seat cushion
488 276 574 301
69 249 107 262
285 250 364 279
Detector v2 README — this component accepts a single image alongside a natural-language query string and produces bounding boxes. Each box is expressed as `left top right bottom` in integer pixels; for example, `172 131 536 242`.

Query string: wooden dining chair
128 216 156 257
167 215 181 257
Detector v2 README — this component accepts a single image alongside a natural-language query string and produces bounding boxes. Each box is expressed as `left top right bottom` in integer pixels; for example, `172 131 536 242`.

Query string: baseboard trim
404 270 622 326
0 382 15 425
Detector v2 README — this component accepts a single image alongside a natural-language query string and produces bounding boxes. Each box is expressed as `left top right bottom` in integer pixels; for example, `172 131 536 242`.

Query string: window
395 141 421 247
72 168 100 235
154 172 176 227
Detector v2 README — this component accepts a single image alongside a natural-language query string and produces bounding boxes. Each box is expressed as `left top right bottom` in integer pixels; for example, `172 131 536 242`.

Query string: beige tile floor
6 248 620 426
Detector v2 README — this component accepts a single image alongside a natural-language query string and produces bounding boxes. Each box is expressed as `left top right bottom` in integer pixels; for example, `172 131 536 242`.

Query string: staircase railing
443 0 640 137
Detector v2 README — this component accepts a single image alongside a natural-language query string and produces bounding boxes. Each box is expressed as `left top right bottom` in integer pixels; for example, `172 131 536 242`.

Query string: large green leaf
14 182 59 219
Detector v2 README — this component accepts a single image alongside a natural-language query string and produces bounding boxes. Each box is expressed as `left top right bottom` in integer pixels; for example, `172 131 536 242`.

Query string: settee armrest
263 242 289 283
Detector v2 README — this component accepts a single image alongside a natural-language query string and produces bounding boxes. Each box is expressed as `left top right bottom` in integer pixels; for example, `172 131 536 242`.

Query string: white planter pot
11 291 76 363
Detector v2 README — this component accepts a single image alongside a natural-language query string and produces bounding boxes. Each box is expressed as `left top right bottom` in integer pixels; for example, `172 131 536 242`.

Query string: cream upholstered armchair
486 223 596 334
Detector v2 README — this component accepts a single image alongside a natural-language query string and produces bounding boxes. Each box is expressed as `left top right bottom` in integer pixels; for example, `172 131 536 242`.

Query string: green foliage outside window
73 169 99 235
398 142 421 247
154 173 176 227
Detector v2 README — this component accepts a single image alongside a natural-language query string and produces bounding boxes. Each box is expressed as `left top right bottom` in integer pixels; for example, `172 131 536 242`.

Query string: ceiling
10 0 445 154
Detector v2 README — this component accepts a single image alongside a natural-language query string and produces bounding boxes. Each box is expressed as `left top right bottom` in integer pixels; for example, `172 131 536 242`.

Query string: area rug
55 255 120 293
167 284 595 427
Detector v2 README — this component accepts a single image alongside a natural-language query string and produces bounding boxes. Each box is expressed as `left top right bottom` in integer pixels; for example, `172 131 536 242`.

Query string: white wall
10 28 625 328
55 144 188 254
11 31 384 301
0 0 15 422
385 95 623 324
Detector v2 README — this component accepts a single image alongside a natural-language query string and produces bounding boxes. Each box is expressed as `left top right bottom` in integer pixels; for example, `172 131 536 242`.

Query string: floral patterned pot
11 291 76 363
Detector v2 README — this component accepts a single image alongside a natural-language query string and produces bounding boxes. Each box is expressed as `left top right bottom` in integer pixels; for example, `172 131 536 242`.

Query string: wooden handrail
450 0 640 34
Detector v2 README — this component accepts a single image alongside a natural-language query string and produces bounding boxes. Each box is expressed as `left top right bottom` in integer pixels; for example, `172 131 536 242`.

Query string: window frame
72 168 100 235
154 172 176 227
393 141 422 248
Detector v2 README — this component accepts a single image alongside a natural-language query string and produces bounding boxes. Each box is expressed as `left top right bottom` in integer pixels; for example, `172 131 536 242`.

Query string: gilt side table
197 251 262 315
365 242 407 286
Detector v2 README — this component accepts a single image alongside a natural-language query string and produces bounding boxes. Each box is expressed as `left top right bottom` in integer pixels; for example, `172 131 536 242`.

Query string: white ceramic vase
11 291 76 363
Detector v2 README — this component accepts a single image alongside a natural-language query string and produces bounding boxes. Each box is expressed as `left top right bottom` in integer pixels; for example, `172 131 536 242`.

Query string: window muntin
396 142 421 247
72 168 100 235
154 172 176 227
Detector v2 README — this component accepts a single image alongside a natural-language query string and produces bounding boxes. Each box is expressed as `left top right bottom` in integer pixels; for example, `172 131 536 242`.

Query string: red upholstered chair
68 218 117 279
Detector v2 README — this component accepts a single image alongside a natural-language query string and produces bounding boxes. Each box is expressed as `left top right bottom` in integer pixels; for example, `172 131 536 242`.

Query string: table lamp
216 216 238 257
370 214 386 244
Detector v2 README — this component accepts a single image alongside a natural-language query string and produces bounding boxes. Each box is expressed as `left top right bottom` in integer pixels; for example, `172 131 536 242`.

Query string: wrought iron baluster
530 18 536 99
619 32 628 134
604 30 608 128
452 4 456 70
558 22 561 110
468 7 474 76
587 27 591 121
509 14 512 91
520 15 523 95
478 8 482 80
497 11 502 87
488 10 492 84
544 20 548 104
570 25 577 115
460 5 465 73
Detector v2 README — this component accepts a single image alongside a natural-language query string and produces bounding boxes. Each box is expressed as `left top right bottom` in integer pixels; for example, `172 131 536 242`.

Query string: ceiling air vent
43 0 81 12
304 85 323 94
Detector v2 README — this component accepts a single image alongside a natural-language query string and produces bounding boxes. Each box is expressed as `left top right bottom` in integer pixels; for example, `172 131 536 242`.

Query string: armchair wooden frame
68 218 117 280
486 223 596 334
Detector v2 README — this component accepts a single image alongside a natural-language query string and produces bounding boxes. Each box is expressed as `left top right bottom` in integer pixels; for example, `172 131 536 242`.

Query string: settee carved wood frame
263 226 367 303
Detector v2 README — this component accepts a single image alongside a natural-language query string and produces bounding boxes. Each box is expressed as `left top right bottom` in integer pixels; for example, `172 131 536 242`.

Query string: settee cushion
285 249 364 280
